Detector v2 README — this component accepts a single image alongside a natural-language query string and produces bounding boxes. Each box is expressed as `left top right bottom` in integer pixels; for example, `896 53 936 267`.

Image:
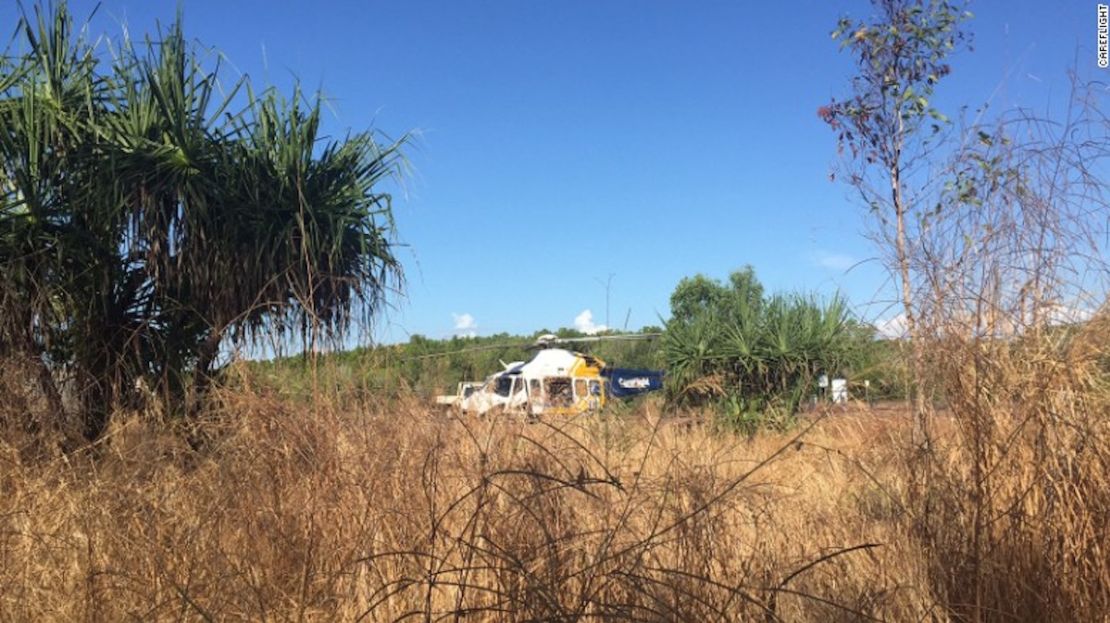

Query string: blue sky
2 1 1099 343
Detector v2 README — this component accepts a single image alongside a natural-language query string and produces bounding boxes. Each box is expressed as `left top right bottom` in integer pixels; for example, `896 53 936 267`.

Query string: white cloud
452 312 477 338
816 252 857 271
574 309 607 335
872 303 1095 341
875 313 907 339
1046 304 1094 326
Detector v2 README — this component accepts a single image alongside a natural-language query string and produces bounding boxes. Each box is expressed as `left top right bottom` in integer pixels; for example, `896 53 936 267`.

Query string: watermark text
1099 4 1109 68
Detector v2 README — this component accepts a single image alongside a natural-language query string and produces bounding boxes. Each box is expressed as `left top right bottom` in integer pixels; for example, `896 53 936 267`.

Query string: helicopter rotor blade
529 333 662 348
402 341 531 361
398 332 664 360
546 333 661 344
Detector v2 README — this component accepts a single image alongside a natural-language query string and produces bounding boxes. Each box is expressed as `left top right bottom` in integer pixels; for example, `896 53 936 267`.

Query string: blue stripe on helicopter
602 368 665 398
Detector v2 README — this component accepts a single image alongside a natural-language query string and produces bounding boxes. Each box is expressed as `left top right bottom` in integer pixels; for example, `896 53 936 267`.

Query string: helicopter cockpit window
513 377 527 394
588 380 601 396
529 379 541 399
494 376 513 397
574 379 588 399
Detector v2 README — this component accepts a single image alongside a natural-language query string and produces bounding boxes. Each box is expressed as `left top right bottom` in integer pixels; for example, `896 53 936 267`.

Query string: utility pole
595 273 614 331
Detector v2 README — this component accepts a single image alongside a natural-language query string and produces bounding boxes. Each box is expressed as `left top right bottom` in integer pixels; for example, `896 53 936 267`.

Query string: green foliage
663 268 874 427
0 4 407 438
255 325 665 399
821 0 972 427
670 266 764 323
821 0 970 158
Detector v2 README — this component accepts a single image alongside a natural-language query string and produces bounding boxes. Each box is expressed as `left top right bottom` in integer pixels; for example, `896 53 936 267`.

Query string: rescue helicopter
434 333 664 417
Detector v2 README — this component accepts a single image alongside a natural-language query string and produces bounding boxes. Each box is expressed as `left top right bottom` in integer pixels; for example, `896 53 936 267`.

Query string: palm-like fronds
0 3 407 439
664 270 869 420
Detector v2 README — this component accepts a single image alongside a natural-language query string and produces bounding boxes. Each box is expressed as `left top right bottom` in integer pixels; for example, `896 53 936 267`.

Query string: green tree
820 0 970 440
0 4 407 440
669 265 763 325
669 274 727 322
662 268 870 427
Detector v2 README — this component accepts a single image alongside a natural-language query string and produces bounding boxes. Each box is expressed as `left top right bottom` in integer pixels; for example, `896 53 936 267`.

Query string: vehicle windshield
494 376 514 397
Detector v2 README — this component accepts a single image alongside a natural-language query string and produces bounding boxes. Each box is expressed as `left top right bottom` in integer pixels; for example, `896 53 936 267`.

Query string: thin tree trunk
891 148 929 447
191 330 223 417
30 347 64 426
6 331 65 435
80 373 112 442
20 332 65 426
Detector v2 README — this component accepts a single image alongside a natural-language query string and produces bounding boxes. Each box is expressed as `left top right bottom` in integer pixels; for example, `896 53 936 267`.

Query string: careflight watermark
1099 4 1109 68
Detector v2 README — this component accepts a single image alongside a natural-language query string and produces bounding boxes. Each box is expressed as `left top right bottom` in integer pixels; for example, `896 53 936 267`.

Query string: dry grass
1 316 1107 623
1 387 939 622
910 310 1110 622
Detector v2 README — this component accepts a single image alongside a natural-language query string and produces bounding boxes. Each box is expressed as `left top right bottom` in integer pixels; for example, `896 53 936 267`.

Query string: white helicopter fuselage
441 348 607 416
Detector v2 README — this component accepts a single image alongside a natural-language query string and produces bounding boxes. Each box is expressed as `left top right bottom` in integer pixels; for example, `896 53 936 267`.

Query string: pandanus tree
0 4 406 440
662 268 869 416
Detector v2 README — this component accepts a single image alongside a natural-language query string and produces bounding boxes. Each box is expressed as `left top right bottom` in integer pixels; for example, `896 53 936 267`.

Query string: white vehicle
434 381 485 406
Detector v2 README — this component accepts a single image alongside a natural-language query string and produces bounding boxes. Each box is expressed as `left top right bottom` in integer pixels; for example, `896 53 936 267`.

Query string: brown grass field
0 394 917 621
2 358 1107 623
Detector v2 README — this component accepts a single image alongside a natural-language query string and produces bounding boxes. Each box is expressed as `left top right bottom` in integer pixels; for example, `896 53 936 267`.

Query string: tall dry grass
1 382 938 622
907 309 1110 622
1 337 1107 621
904 80 1110 621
